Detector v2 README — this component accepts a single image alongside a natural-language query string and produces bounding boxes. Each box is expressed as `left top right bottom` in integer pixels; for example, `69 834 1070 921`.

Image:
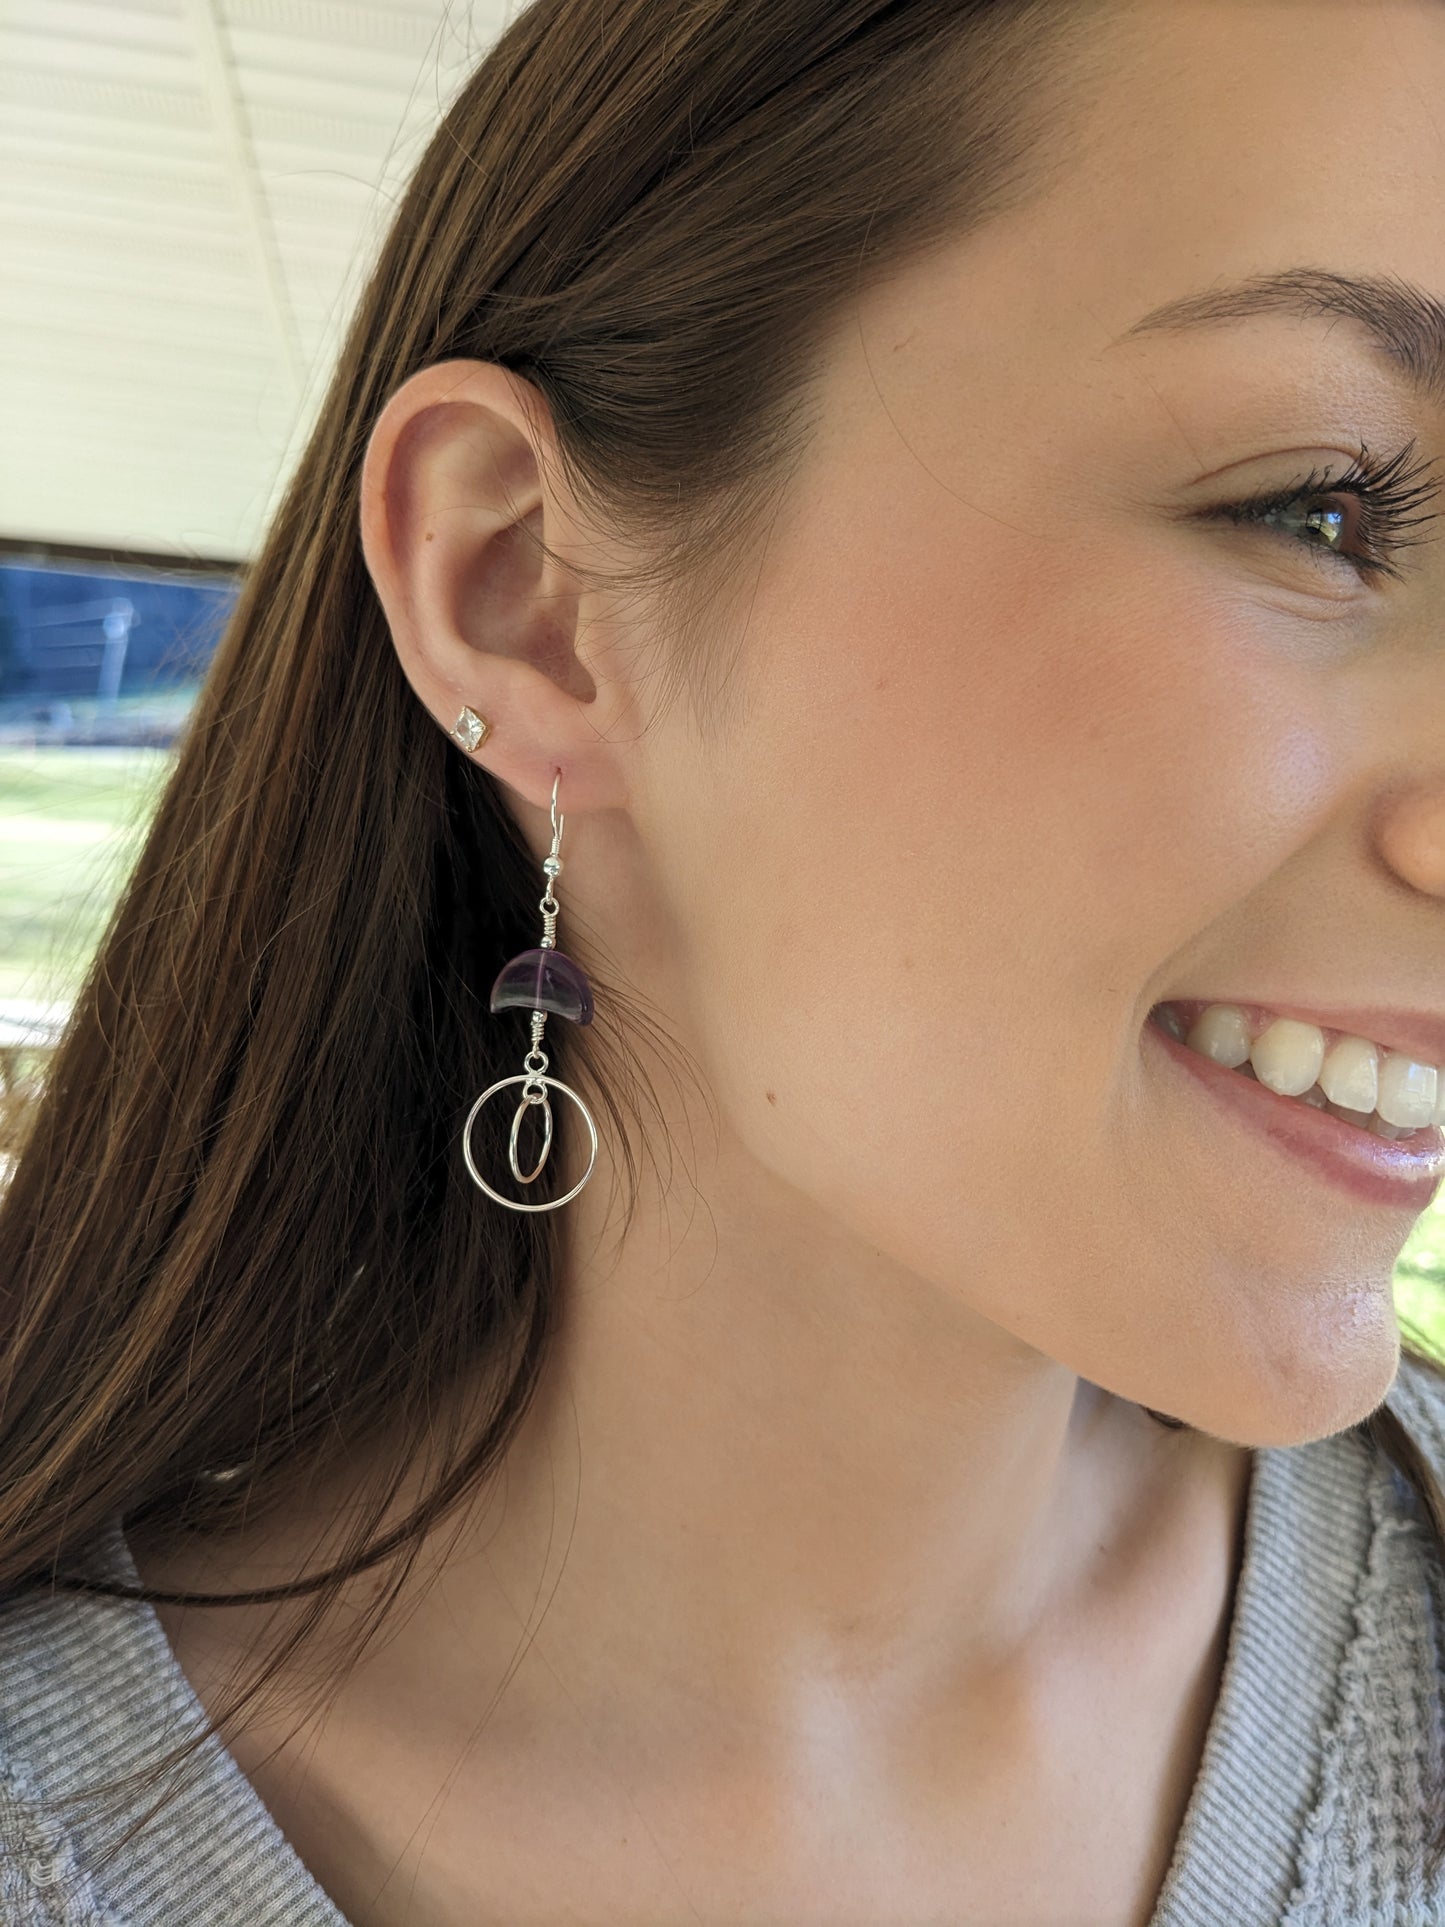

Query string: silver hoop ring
461 1072 599 1213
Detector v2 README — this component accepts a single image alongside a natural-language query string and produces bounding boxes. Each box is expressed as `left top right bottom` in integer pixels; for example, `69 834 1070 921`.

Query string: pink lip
1144 1013 1445 1210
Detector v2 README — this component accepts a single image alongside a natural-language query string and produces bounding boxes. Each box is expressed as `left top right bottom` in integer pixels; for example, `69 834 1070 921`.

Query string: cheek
994 560 1341 963
674 489 1338 1243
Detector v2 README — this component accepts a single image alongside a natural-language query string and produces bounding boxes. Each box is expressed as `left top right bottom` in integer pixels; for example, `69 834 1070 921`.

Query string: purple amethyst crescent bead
490 946 594 1026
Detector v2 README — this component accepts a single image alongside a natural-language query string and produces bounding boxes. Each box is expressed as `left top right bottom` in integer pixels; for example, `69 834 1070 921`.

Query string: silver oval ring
461 1072 599 1212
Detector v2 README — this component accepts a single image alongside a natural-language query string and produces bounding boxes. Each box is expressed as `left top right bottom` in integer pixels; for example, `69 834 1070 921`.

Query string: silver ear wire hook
460 764 599 1211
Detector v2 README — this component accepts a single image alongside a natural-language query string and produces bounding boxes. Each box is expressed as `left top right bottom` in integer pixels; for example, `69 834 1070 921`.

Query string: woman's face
597 0 1445 1447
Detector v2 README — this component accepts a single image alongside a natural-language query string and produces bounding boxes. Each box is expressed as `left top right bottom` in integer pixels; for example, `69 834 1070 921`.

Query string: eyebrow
1109 268 1445 410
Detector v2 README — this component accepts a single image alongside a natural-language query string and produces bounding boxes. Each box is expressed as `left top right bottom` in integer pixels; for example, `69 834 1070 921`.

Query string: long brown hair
4 0 1444 1887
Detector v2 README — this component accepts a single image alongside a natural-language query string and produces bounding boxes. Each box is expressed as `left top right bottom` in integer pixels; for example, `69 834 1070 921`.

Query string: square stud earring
448 706 491 751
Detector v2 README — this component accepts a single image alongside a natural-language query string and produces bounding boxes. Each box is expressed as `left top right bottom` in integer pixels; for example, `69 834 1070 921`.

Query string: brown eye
1262 493 1361 564
1205 440 1444 587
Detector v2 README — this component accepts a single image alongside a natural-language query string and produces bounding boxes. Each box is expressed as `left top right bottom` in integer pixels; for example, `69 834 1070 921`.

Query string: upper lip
1162 999 1445 1072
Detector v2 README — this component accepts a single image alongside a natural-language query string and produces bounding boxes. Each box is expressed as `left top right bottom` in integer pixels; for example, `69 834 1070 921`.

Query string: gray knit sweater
4 1356 1445 1927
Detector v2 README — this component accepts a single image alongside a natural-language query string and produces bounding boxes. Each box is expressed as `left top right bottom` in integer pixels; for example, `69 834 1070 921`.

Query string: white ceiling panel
0 0 508 560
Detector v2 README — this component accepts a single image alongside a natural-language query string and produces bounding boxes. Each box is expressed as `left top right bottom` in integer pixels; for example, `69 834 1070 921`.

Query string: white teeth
1183 1004 1252 1068
1319 1035 1380 1114
1164 1000 1444 1139
1250 1018 1325 1098
1377 1051 1440 1129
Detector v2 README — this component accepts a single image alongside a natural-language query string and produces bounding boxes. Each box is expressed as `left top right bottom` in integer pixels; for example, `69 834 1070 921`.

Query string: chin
1156 1314 1404 1451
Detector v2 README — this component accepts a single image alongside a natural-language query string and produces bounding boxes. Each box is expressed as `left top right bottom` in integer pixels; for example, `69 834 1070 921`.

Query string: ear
359 358 633 816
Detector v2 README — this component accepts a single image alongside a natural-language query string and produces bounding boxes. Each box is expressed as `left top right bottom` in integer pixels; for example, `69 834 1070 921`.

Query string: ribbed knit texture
3 1353 1445 1924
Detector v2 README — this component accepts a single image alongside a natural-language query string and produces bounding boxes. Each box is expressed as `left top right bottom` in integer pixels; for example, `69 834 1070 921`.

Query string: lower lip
1143 1014 1445 1210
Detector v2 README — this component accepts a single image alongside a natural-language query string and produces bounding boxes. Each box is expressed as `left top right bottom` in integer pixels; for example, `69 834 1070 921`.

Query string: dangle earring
449 716 600 1212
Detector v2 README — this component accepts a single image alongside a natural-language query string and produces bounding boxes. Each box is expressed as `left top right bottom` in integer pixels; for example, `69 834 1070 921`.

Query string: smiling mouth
1143 1005 1445 1211
1148 1000 1441 1144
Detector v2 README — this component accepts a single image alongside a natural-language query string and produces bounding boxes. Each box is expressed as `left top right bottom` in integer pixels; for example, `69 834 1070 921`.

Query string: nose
1375 777 1445 898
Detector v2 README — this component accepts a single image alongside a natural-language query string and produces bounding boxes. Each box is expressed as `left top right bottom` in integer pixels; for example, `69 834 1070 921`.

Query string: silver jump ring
462 1072 599 1213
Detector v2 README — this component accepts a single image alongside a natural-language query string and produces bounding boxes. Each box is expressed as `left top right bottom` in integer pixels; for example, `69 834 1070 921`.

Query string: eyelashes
1202 436 1444 584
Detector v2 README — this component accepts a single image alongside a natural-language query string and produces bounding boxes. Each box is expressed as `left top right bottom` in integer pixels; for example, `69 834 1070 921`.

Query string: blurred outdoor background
2 0 1444 1358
